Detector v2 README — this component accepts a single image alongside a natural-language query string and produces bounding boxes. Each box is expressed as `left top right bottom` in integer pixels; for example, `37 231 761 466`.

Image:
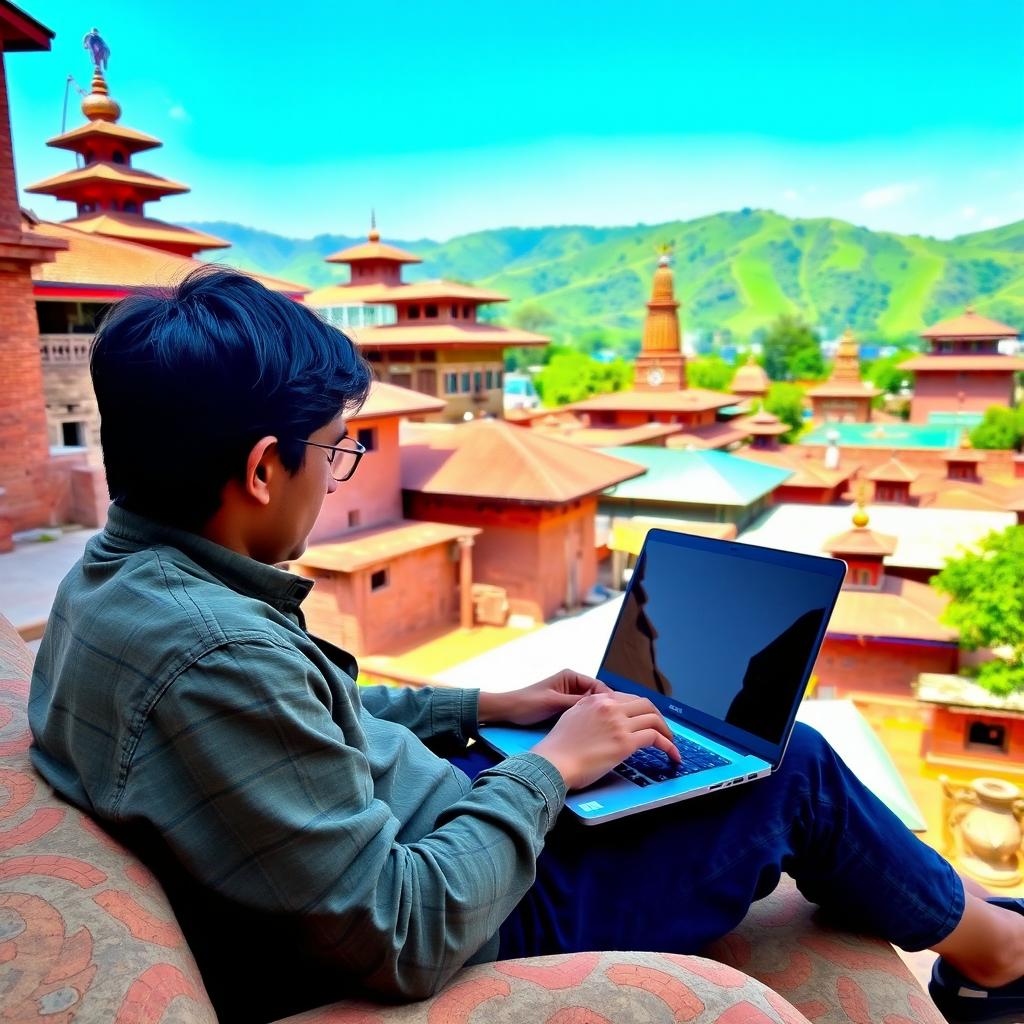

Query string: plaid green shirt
29 504 566 1016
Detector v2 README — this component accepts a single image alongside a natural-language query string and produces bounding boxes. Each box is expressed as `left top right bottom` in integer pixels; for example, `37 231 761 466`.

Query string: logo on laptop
578 801 603 812
668 703 684 716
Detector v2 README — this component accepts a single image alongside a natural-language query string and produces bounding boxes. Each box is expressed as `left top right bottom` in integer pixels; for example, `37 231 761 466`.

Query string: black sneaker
928 898 1024 1023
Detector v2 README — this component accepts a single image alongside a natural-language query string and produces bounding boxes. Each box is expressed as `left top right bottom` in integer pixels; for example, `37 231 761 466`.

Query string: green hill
186 210 1024 345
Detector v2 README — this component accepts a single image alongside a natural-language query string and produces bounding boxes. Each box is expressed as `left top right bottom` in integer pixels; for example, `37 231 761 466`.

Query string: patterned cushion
708 880 945 1023
0 614 939 1023
277 951 813 1024
0 623 217 1023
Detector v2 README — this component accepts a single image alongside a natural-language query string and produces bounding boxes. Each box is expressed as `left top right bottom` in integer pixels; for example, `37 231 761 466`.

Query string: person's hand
532 691 681 790
477 669 610 727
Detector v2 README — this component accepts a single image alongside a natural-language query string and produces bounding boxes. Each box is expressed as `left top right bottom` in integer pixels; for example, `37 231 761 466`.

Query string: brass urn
941 776 1024 887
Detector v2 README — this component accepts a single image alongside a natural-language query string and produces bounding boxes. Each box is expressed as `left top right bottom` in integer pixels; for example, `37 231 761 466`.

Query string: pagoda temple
25 62 227 257
566 254 739 446
305 224 548 421
806 328 880 423
814 506 958 697
903 308 1023 425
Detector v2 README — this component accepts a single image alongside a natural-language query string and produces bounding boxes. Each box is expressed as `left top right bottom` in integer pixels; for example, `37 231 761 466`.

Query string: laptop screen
599 530 843 759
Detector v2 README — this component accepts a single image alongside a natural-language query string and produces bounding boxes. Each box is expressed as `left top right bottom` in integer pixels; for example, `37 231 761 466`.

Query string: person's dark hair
91 266 372 531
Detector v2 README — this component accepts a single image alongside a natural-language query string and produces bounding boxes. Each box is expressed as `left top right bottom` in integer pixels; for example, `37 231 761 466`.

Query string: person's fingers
627 713 679 753
633 729 681 762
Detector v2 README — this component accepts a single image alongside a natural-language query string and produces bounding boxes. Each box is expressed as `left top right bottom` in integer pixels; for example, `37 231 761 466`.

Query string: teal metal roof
800 422 968 449
599 448 793 507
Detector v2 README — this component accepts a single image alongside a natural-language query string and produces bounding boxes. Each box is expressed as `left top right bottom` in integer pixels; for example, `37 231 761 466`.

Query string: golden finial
368 209 380 243
959 429 973 451
81 68 121 122
965 304 976 316
852 481 869 528
656 242 674 267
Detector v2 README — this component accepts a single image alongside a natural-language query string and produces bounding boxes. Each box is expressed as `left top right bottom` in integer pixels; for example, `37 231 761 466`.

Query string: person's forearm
477 689 513 724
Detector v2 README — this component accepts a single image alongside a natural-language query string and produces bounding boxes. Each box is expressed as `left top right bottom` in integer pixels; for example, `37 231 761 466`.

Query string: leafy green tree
969 406 1024 451
864 351 916 396
932 526 1024 696
763 382 806 442
512 301 555 334
789 346 826 381
760 315 821 382
686 355 734 392
535 352 633 407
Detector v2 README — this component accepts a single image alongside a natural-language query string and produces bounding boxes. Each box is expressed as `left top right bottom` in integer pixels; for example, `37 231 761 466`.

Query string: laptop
479 528 846 825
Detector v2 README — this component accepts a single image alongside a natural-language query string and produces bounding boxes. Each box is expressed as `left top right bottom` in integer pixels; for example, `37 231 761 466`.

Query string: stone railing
39 334 94 365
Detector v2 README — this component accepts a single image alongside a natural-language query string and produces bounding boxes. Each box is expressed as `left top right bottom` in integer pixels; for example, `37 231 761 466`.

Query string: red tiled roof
828 576 956 643
665 422 753 450
28 218 308 295
325 239 421 265
26 161 189 199
362 280 509 305
921 309 1019 340
305 283 395 307
62 210 229 250
46 120 161 154
354 323 547 348
295 519 479 573
400 420 645 504
568 387 734 415
530 421 681 447
349 381 445 421
734 449 855 489
733 411 789 436
824 524 898 557
867 458 919 483
901 355 1024 371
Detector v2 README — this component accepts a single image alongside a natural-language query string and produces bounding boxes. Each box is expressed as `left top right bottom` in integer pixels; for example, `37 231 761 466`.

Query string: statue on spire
656 242 674 267
83 28 110 72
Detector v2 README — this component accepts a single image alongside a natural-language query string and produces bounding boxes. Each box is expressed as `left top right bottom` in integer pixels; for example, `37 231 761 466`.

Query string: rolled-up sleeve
359 683 480 744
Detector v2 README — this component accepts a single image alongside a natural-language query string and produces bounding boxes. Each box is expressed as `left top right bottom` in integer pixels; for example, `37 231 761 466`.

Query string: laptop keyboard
614 734 730 787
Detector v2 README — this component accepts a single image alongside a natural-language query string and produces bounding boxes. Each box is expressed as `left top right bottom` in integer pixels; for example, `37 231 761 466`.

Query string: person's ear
244 436 279 506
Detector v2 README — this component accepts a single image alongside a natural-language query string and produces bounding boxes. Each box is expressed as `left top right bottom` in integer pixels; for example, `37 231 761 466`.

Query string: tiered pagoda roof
807 328 881 399
904 307 1024 372
25 66 228 258
306 224 548 351
731 354 770 398
28 214 306 300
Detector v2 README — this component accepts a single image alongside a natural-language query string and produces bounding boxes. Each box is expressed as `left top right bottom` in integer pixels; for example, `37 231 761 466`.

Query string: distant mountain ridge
185 211 1024 344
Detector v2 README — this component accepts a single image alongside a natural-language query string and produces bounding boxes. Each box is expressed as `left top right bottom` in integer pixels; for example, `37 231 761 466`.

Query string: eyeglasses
296 437 366 482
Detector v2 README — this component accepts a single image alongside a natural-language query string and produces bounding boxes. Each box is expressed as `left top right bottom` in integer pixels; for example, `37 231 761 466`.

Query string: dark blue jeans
451 723 964 958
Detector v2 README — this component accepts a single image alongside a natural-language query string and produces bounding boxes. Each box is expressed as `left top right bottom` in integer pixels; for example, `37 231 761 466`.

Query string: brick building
401 420 643 621
813 510 959 698
0 4 68 546
291 383 481 656
305 225 548 421
903 308 1023 425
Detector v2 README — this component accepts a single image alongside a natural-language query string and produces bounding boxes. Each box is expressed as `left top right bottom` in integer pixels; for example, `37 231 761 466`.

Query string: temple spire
633 247 687 391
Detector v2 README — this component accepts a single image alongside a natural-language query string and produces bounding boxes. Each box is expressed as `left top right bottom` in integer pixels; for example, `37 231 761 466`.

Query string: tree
686 355 734 392
932 526 1024 696
763 382 806 442
969 406 1024 451
788 346 826 381
534 352 633 407
512 301 555 334
864 351 916 396
760 315 821 382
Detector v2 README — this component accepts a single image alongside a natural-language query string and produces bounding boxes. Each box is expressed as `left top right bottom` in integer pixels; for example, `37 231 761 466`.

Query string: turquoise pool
800 421 974 449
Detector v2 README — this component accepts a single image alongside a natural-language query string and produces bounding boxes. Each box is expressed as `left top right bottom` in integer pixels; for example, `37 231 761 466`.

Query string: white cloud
961 206 977 220
168 105 190 122
782 188 800 201
859 182 919 210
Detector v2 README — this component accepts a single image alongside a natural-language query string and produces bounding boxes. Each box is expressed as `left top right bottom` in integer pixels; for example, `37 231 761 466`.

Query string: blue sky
10 0 1024 241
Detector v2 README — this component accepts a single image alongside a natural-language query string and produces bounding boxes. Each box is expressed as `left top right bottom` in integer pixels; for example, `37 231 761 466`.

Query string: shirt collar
103 503 314 614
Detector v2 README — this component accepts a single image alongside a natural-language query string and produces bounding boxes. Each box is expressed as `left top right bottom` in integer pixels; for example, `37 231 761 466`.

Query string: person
28 268 1024 1024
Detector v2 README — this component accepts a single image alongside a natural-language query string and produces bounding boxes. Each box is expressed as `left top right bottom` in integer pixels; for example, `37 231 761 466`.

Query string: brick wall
814 636 959 698
910 371 1016 424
